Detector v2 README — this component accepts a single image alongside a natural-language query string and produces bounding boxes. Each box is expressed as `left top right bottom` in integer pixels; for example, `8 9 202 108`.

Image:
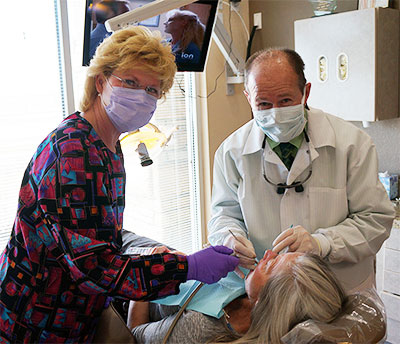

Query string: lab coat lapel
307 108 336 150
287 140 318 185
264 143 286 166
242 120 264 155
243 120 284 165
287 107 337 185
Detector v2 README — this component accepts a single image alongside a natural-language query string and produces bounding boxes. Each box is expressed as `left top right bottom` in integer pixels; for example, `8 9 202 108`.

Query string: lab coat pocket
309 186 348 230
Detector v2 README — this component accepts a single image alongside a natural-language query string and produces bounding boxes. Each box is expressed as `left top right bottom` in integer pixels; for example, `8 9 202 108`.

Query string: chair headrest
281 289 386 344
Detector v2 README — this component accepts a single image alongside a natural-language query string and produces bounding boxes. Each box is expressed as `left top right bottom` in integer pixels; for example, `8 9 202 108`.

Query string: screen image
82 0 218 72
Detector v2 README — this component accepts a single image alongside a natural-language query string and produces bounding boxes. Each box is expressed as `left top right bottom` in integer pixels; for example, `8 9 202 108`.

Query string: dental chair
281 289 386 344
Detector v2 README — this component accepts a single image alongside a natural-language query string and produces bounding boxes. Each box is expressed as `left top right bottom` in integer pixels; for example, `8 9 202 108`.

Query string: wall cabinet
295 8 399 122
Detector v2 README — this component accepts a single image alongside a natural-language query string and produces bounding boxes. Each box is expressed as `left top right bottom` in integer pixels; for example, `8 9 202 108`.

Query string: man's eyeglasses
110 74 161 99
262 132 312 194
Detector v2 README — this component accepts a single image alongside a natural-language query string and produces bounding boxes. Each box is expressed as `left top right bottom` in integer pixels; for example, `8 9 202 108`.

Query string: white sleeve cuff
208 226 246 246
312 233 331 258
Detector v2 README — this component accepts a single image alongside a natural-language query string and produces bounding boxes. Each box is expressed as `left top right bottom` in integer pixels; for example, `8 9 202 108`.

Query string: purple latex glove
186 245 239 284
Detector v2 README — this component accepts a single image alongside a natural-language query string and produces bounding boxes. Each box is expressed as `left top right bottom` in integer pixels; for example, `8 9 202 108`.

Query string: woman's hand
186 245 239 284
148 246 186 256
148 246 170 254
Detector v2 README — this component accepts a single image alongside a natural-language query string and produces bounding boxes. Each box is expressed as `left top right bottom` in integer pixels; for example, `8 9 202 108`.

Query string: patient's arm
127 301 149 331
121 230 173 254
121 230 186 255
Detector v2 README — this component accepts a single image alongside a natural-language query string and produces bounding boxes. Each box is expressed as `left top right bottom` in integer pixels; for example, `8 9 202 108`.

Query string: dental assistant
208 48 394 293
0 26 238 343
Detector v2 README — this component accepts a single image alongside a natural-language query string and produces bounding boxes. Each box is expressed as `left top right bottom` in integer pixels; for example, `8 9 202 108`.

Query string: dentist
208 48 394 293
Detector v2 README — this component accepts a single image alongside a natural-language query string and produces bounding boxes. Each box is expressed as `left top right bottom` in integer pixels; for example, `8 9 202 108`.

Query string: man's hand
223 233 257 278
272 225 320 255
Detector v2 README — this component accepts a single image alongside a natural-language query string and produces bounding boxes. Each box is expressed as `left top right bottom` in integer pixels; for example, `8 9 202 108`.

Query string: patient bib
153 271 246 319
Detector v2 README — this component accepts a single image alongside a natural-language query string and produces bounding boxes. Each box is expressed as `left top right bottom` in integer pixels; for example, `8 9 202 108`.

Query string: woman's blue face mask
101 80 157 134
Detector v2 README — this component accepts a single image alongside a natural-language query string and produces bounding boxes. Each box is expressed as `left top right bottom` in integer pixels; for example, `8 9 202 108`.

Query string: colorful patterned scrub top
0 113 188 343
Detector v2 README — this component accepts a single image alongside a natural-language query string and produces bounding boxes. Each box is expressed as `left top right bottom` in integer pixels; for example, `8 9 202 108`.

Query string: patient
128 251 346 343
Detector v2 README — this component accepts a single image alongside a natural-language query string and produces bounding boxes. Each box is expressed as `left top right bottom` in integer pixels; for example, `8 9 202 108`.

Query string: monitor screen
82 0 218 72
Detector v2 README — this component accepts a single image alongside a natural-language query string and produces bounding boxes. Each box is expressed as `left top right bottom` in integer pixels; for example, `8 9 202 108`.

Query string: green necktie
274 142 297 170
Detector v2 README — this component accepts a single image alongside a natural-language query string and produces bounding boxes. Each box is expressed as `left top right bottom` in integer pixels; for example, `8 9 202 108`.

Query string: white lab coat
208 108 395 293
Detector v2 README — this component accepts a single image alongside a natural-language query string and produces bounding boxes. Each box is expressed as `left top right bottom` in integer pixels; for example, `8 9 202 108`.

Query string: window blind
0 1 63 250
123 73 201 254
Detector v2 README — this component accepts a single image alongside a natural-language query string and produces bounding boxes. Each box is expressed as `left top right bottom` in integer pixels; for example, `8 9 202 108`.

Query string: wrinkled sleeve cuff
312 233 331 258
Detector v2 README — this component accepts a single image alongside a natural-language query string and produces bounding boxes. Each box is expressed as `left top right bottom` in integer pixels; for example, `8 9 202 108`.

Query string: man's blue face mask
253 88 307 143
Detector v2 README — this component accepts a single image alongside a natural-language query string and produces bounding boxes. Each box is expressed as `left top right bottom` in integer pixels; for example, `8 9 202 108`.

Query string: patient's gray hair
214 254 345 344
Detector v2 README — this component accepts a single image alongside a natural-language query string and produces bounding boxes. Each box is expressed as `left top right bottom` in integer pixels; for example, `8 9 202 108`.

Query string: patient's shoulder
133 306 227 344
170 310 227 343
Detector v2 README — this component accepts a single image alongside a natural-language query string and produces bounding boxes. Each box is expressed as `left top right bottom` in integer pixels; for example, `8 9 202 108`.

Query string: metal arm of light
105 0 197 32
212 16 245 79
212 16 245 95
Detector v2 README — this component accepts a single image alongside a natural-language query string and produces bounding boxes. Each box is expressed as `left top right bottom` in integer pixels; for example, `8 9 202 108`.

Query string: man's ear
304 82 311 105
243 89 251 106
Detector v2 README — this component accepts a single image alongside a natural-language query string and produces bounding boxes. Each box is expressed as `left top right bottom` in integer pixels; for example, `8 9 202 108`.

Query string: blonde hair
80 26 177 112
215 254 345 344
168 10 205 51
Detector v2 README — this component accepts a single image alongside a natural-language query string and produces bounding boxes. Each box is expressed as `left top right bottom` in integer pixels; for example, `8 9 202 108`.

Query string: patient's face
245 251 303 303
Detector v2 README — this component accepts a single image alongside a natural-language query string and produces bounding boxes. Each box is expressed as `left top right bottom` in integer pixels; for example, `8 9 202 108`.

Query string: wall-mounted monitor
82 0 218 72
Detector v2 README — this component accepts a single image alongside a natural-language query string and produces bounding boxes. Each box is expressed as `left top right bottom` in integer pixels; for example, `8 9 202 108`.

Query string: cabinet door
295 8 399 122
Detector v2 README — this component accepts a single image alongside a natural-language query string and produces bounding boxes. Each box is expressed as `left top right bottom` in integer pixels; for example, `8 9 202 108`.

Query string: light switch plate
254 12 262 30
